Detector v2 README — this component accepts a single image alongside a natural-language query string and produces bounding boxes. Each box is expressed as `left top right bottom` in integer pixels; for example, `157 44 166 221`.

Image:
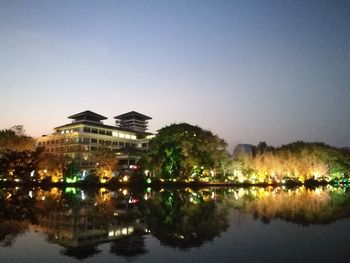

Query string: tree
144 123 229 179
90 146 118 183
0 126 35 153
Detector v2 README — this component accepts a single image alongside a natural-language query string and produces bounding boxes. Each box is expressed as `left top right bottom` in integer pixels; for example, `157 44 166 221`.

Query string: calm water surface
1 186 350 263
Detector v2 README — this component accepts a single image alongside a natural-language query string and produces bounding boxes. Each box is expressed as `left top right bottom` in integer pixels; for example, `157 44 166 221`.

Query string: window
112 141 118 146
91 138 97 143
99 129 106 135
83 138 90 143
106 131 112 136
142 143 148 148
119 142 125 147
125 143 130 147
84 127 91 133
99 139 105 144
90 146 97 151
91 128 98 134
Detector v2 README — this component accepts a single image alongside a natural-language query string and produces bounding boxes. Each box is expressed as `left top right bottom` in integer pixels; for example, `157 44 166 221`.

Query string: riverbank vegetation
0 124 349 186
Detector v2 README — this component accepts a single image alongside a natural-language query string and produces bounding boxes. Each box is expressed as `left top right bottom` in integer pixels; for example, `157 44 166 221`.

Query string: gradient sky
1 0 349 150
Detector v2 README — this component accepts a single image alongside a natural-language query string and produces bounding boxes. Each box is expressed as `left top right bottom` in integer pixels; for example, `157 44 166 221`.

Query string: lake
1 185 350 263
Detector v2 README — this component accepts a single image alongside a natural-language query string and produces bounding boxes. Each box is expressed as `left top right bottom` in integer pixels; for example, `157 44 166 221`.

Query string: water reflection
0 185 350 259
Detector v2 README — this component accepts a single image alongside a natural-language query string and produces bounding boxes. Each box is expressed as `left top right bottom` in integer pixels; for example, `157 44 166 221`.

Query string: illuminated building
36 110 155 174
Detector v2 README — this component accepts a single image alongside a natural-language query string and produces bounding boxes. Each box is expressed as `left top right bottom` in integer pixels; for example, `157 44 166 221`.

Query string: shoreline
0 179 347 190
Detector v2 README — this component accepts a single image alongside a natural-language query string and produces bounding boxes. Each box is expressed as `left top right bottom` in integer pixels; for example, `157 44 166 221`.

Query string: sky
0 0 349 150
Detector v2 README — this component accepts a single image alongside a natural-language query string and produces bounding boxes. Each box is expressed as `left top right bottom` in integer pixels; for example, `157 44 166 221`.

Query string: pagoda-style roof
68 110 107 121
114 111 152 120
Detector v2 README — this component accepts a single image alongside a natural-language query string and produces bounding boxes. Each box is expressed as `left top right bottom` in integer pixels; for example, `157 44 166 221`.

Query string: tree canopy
0 126 35 153
143 123 228 179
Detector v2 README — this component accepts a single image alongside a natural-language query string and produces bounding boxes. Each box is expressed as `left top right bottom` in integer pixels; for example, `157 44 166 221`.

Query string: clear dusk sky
0 0 349 149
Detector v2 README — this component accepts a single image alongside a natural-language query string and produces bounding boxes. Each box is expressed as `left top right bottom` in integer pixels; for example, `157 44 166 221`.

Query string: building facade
36 110 154 175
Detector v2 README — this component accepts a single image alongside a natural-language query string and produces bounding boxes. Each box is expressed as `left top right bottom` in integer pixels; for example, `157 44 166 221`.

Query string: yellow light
123 176 128 182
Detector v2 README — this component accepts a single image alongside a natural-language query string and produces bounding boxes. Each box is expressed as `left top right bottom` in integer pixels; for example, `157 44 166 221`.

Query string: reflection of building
36 110 155 173
31 190 147 259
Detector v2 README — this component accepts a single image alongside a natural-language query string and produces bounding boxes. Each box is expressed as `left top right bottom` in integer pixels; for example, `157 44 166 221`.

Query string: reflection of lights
82 170 86 180
30 170 35 177
42 196 45 201
65 187 77 194
122 189 128 196
121 228 128 235
81 191 85 200
128 197 139 204
108 231 114 237
113 212 119 216
123 175 129 182
29 191 33 198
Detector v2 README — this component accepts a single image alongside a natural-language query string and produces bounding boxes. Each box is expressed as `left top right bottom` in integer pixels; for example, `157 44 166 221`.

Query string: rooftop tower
114 111 152 133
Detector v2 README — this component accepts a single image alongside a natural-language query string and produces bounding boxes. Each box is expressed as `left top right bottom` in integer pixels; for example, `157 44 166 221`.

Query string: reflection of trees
0 188 37 246
0 220 29 247
229 187 350 225
144 190 229 250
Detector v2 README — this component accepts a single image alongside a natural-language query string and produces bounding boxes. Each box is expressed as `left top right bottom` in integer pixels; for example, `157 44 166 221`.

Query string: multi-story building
36 110 155 175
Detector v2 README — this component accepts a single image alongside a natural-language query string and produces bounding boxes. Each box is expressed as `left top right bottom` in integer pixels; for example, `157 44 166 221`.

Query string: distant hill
232 144 254 158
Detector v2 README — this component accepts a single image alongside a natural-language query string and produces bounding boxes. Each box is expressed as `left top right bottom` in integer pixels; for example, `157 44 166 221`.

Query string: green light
146 178 152 184
65 187 76 194
146 187 151 193
66 176 77 184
